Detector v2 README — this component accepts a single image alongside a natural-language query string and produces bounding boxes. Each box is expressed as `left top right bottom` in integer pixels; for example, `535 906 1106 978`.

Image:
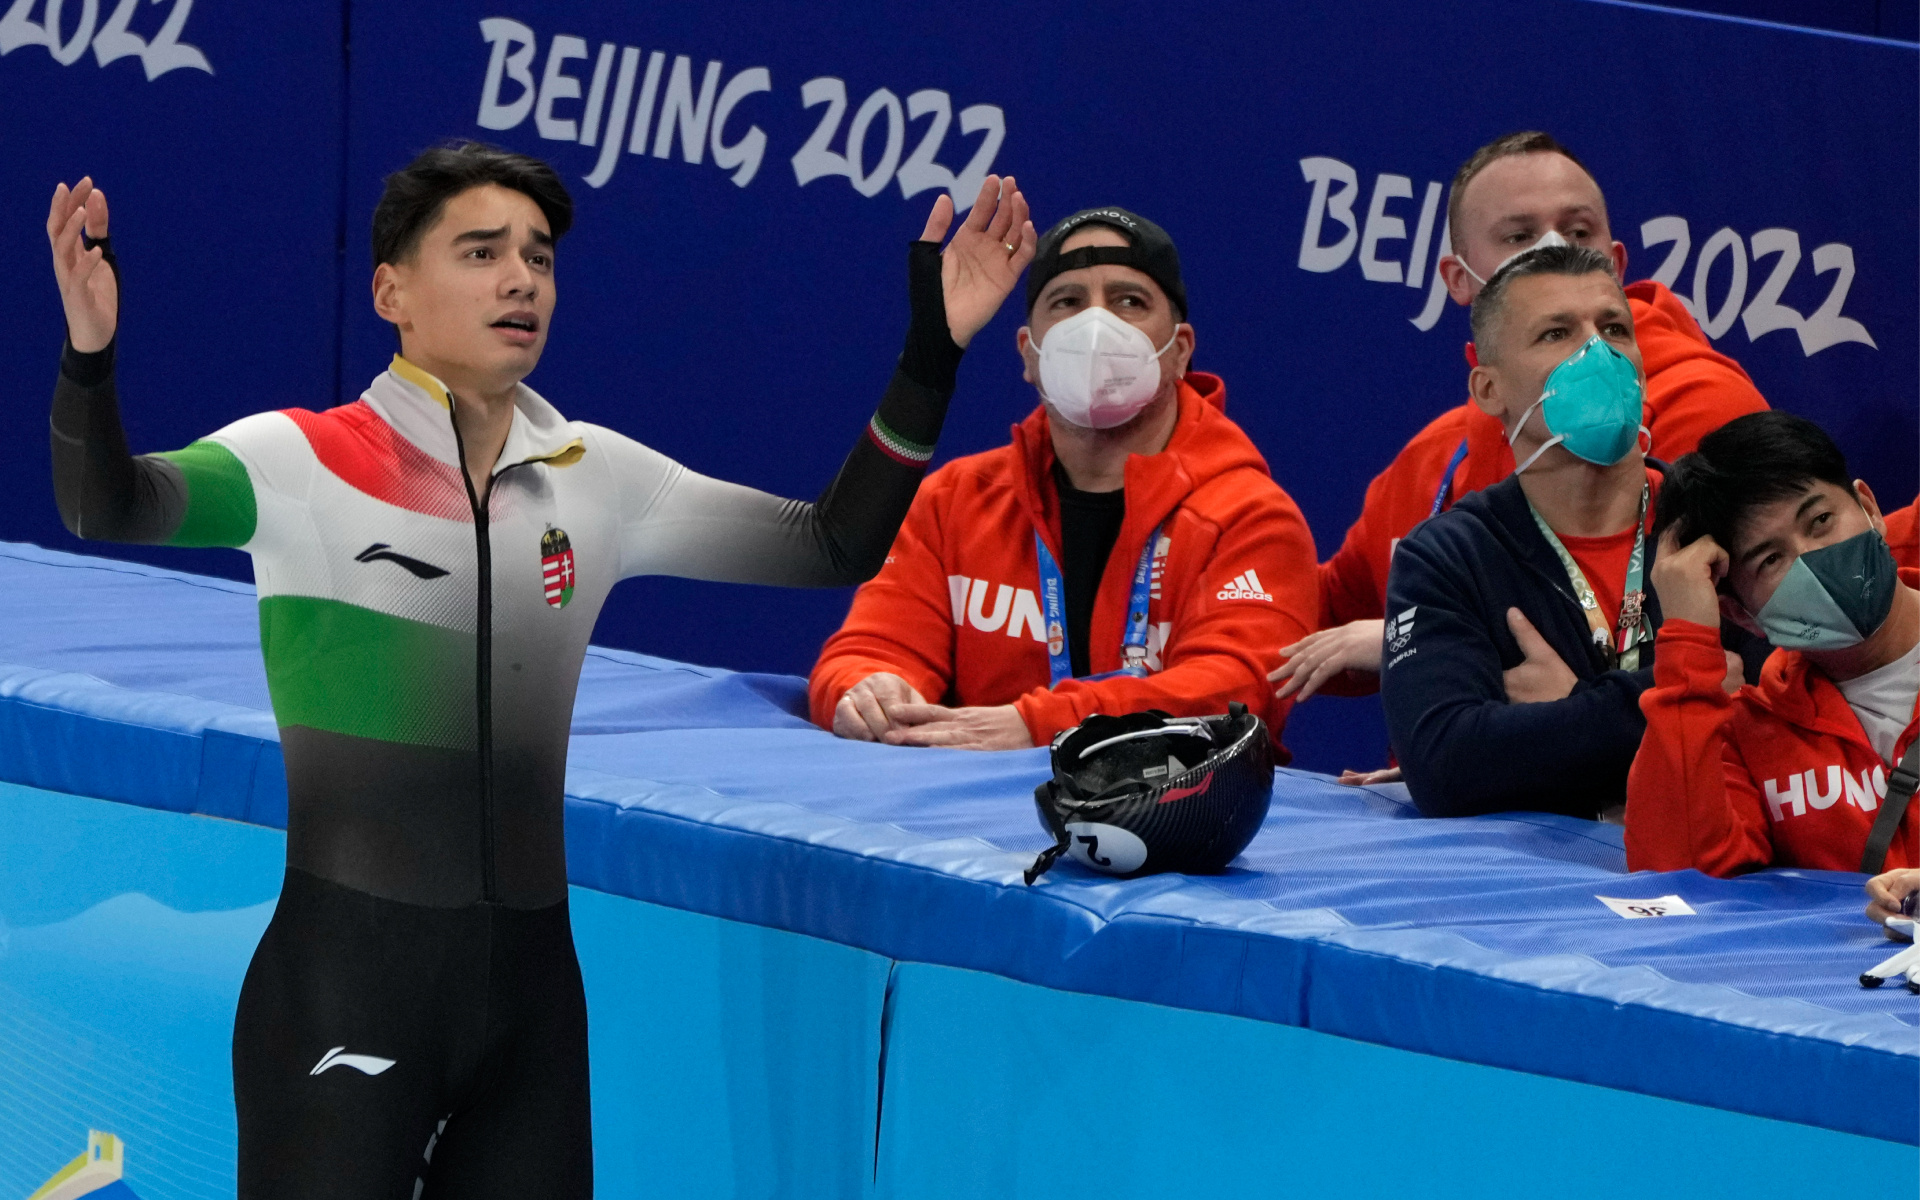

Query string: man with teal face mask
1628 411 1919 891
1378 243 1749 819
1276 131 1768 720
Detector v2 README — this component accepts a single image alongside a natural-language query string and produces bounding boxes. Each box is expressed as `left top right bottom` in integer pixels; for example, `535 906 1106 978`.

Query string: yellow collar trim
388 355 584 467
389 354 454 409
522 438 586 468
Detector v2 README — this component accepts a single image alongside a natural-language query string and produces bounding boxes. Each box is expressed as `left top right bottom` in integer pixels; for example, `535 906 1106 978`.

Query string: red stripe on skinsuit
280 402 473 520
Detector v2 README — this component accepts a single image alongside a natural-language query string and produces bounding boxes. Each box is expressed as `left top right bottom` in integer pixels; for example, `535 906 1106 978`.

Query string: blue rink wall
0 784 1906 1200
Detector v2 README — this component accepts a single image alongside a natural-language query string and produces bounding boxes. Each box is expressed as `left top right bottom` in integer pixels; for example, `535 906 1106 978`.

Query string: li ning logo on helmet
540 527 575 609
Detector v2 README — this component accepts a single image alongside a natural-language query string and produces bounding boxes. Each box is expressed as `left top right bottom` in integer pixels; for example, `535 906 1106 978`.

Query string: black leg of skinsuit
233 869 591 1198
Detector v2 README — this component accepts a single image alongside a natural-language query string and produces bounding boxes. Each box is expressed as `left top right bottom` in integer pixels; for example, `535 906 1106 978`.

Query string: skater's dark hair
372 140 573 268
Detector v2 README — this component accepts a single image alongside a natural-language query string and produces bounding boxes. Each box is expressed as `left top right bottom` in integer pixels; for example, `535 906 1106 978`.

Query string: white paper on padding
1595 894 1697 919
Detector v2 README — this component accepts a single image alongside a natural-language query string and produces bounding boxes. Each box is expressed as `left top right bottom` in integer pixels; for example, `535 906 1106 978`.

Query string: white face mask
1458 229 1573 288
1035 306 1179 430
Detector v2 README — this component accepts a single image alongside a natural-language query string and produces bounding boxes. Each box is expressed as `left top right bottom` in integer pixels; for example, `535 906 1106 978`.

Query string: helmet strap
1024 839 1068 886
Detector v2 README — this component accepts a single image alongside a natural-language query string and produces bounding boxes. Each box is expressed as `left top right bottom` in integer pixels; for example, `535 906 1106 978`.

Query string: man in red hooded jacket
810 207 1318 752
1628 412 1917 877
1272 131 1769 712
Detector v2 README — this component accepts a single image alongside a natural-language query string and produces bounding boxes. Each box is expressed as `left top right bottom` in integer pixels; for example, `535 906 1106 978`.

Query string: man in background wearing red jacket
1273 131 1768 711
1628 412 1917 877
810 207 1317 752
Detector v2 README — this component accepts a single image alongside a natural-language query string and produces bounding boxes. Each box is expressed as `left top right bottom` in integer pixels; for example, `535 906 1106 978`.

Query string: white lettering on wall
1297 156 1360 274
477 18 538 130
1643 215 1876 355
476 17 1002 203
711 66 771 186
792 76 1003 212
535 34 589 141
1 0 210 78
652 55 721 164
1294 154 1877 357
1357 173 1413 284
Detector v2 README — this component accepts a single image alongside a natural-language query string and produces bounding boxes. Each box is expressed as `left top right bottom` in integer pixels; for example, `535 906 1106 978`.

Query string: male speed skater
45 141 1035 1196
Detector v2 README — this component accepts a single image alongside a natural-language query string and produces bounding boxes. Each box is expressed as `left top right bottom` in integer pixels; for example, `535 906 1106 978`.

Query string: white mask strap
1507 395 1543 450
1507 395 1556 474
1460 231 1574 291
1513 433 1565 476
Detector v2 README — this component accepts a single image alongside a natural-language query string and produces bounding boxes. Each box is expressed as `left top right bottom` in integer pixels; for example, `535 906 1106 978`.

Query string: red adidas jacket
808 373 1318 751
1320 281 1769 634
1625 580 1920 877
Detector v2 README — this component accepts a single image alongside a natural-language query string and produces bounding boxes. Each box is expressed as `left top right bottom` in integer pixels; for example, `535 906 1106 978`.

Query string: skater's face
373 184 557 386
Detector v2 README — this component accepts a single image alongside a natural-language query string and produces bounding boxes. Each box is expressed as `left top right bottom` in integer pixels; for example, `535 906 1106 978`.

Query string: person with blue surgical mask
1628 410 1918 886
1376 243 1750 820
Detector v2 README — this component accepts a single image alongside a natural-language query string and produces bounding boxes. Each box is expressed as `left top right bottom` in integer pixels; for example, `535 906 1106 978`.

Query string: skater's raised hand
920 174 1035 349
47 177 117 353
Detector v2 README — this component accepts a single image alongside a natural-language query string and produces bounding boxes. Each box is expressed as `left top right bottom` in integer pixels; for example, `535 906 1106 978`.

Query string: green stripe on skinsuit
258 595 476 750
155 440 258 548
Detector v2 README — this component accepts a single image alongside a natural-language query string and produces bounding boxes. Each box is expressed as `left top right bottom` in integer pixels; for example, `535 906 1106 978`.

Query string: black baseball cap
1024 207 1187 320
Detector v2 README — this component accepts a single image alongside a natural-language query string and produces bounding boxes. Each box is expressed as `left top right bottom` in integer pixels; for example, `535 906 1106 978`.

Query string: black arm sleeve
51 337 191 545
790 238 964 584
48 237 191 545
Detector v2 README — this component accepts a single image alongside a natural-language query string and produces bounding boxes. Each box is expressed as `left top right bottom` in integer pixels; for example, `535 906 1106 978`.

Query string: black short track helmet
1024 703 1274 884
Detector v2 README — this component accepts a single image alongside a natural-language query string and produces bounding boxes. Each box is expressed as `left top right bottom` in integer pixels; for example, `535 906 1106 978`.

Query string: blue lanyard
1034 523 1164 686
1430 437 1471 517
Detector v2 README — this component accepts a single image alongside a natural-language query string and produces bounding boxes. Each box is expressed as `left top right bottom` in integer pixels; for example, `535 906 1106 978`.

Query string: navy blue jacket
1381 469 1666 820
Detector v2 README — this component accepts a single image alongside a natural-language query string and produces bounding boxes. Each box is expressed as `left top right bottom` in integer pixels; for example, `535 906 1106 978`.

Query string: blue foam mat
0 542 1912 1142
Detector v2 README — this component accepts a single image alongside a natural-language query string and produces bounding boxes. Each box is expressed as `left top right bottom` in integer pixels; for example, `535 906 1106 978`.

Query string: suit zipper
449 406 500 904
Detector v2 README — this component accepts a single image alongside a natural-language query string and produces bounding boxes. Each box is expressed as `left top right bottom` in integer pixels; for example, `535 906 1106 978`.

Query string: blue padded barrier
7 783 1906 1200
0 542 1912 1144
